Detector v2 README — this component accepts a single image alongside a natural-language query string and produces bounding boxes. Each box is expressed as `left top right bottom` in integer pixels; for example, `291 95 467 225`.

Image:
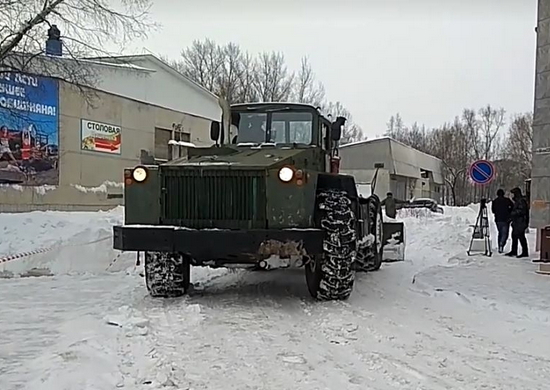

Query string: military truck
113 101 384 301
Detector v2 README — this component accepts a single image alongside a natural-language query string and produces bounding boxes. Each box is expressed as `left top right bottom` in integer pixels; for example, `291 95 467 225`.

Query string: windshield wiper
244 106 292 113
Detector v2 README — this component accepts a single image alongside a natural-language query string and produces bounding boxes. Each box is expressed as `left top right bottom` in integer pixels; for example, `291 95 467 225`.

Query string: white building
0 53 221 211
339 137 444 202
88 54 221 122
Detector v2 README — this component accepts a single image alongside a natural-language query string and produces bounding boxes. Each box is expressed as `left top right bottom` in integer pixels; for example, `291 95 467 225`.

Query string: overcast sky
127 0 537 138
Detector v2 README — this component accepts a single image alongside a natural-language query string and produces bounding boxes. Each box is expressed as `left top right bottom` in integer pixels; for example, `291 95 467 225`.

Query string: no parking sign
469 160 495 185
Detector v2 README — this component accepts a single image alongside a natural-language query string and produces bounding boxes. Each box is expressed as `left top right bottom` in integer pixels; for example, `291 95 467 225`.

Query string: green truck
113 101 385 300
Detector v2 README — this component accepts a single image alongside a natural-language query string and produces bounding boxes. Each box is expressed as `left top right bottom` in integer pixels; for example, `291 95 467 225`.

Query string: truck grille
160 168 266 229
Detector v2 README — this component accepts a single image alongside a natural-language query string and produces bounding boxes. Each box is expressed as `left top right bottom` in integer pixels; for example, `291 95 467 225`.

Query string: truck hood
163 147 313 169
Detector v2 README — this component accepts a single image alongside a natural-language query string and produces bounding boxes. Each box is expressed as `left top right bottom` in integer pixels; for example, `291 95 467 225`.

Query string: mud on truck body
113 101 385 300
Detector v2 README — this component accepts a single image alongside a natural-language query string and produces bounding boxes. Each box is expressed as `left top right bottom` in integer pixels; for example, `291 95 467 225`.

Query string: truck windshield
233 111 313 145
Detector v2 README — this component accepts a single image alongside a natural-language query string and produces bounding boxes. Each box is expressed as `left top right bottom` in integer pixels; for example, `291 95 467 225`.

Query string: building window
420 169 431 179
171 123 190 142
155 125 191 162
154 127 171 161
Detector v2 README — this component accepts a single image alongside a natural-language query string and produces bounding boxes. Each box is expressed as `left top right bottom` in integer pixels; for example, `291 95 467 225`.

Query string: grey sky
127 0 536 138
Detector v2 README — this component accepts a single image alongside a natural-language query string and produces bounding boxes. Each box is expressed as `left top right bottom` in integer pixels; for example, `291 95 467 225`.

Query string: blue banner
0 72 59 185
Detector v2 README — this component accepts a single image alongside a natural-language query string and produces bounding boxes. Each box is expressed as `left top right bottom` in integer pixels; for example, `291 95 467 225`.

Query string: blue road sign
469 160 495 185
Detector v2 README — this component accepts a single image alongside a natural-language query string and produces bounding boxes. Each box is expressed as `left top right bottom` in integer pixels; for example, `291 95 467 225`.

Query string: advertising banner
80 119 121 154
0 72 59 185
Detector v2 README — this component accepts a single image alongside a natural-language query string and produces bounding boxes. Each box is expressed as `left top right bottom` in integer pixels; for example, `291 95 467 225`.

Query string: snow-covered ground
1 205 549 390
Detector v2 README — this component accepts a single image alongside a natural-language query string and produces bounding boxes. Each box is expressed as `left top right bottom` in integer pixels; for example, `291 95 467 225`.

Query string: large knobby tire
144 251 191 298
305 189 357 301
356 196 384 272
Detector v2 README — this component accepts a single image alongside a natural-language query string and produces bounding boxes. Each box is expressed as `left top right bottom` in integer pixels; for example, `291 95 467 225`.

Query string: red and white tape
0 236 112 265
0 247 55 264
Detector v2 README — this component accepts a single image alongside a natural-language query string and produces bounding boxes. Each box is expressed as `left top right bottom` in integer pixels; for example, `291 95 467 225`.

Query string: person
0 125 17 164
505 187 529 258
491 189 513 253
382 192 396 219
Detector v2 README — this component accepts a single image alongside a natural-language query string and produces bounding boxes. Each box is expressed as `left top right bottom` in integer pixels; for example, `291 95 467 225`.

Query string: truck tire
306 189 357 300
144 251 191 298
356 195 384 272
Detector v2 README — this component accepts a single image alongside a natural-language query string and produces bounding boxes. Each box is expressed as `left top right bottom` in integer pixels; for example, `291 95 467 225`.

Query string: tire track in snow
347 268 550 390
138 268 459 389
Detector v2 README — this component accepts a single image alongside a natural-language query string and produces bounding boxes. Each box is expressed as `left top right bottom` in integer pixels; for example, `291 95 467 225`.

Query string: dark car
397 197 444 214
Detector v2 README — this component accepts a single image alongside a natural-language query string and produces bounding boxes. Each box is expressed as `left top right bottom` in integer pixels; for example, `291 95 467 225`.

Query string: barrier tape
0 247 55 264
0 236 112 265
105 251 126 270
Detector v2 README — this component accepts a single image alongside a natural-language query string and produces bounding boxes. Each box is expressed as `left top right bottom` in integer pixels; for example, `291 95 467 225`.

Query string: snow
34 185 57 195
0 184 23 191
72 181 123 194
168 139 197 148
0 206 123 259
2 203 550 389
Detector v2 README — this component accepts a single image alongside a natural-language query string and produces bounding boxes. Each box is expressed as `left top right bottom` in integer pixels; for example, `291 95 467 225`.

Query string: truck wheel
306 189 357 301
144 251 191 298
356 196 384 272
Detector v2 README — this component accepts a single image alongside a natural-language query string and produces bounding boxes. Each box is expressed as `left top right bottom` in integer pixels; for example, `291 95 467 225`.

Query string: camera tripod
467 198 493 257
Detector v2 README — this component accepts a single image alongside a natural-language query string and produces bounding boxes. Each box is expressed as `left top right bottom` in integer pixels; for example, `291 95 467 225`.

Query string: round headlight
132 166 148 182
278 166 294 182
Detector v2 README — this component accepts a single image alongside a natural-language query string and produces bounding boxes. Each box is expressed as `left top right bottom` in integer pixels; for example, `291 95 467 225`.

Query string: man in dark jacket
491 189 513 253
382 192 397 219
505 187 529 258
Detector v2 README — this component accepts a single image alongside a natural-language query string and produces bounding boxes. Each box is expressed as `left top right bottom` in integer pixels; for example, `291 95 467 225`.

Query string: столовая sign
80 118 121 154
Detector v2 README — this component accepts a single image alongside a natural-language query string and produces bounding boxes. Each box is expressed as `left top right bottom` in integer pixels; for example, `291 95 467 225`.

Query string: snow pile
0 206 123 257
395 204 496 268
0 206 133 276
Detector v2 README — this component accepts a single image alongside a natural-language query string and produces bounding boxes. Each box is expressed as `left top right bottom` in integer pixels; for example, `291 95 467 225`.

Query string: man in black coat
491 189 513 253
505 187 529 258
382 192 397 219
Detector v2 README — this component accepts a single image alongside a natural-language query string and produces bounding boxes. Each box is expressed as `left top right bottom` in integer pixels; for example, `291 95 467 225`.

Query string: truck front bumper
113 225 325 263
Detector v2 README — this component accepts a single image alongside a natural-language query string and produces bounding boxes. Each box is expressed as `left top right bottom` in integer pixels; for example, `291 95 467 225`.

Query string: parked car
397 197 444 214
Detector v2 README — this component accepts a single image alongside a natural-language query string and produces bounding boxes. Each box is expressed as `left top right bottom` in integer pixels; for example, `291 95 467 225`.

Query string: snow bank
0 206 134 276
0 206 123 257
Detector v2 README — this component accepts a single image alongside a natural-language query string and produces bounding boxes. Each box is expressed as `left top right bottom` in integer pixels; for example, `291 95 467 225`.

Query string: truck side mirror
330 116 346 141
210 121 220 142
330 123 341 141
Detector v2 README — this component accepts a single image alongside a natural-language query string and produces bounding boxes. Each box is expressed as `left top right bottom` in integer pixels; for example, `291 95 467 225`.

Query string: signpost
467 160 496 257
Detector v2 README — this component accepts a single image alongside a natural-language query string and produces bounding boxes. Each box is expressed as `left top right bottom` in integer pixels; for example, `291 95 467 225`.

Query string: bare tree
217 43 246 104
478 105 506 160
385 113 405 139
292 56 325 106
253 51 294 102
172 39 259 104
503 112 533 180
235 51 258 103
429 120 471 205
461 108 481 160
169 38 364 133
382 105 526 206
176 38 224 93
1 0 154 86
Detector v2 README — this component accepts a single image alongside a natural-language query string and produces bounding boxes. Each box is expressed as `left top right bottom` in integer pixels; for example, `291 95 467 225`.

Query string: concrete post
532 0 550 247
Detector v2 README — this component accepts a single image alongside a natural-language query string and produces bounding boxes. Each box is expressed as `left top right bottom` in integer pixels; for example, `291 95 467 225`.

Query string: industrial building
0 54 220 212
532 0 550 231
339 137 444 203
